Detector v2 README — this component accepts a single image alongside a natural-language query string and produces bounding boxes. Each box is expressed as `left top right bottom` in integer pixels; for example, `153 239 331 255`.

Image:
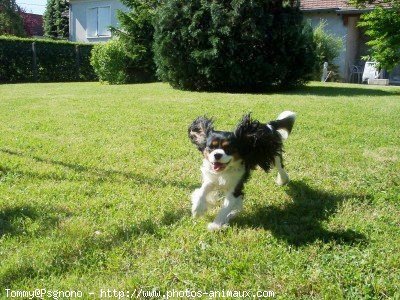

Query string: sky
16 0 47 15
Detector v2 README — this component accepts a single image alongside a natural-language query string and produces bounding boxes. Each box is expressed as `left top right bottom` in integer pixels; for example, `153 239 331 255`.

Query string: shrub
0 36 96 83
153 0 316 92
312 20 343 81
90 39 129 84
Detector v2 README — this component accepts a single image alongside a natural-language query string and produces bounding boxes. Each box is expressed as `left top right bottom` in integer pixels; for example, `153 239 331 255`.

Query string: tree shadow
0 148 197 190
0 165 11 178
114 208 190 240
234 180 368 246
284 85 400 97
199 83 400 96
0 205 68 238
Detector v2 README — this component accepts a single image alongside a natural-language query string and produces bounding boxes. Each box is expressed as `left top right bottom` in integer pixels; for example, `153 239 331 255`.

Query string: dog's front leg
191 181 213 218
208 193 243 231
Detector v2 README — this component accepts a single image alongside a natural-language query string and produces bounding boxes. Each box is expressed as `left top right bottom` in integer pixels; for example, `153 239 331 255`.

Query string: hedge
0 36 97 83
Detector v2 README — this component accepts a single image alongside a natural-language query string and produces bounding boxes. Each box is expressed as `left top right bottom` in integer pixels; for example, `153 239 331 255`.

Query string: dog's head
188 114 282 173
188 116 239 172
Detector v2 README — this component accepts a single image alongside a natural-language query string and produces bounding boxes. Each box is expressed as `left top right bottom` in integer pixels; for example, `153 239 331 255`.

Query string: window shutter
87 8 97 37
98 6 111 37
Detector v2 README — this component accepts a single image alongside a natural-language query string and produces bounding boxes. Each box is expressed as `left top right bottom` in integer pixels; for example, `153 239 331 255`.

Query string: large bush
312 20 343 81
153 0 316 91
0 36 96 83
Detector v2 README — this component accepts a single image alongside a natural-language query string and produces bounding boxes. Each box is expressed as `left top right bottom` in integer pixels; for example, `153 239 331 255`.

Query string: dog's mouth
211 161 230 172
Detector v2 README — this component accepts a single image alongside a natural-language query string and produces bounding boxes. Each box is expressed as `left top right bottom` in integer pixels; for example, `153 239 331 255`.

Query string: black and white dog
188 111 296 231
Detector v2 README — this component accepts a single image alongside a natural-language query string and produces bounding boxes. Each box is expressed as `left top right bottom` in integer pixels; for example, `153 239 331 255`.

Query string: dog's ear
188 116 214 151
234 113 282 171
234 113 261 145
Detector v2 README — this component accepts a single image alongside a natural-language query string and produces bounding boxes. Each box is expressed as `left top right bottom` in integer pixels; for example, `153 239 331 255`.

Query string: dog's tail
269 111 296 141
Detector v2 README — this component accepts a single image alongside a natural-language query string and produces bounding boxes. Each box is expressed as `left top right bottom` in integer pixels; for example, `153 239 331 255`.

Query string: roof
300 0 352 10
300 0 385 13
20 12 44 37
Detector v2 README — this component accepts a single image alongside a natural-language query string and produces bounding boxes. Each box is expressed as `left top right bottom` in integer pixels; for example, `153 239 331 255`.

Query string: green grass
0 82 399 299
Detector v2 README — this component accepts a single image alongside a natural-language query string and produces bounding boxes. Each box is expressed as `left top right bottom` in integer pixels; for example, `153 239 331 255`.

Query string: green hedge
0 36 97 83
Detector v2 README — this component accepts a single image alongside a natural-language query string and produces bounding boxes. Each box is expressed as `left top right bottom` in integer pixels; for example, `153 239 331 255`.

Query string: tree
350 0 400 71
153 0 316 91
109 0 160 82
44 0 69 39
0 0 25 36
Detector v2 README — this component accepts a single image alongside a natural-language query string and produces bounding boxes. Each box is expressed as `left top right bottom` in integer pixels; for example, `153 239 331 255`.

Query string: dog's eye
221 141 230 148
210 140 219 148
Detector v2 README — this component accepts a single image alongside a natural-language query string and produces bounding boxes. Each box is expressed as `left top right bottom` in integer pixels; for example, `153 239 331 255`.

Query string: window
87 6 111 38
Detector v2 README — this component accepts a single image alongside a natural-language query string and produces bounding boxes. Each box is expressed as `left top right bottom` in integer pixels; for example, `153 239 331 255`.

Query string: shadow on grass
234 180 367 246
204 83 400 96
115 208 190 240
0 148 197 190
284 85 400 97
0 205 67 238
0 204 187 286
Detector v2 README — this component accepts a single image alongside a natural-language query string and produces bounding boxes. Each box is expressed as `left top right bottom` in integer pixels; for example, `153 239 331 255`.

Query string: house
69 0 128 43
20 12 44 37
301 0 400 84
301 0 372 82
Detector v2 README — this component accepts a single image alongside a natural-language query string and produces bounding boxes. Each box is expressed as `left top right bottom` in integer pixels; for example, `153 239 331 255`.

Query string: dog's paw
276 172 290 186
207 222 227 231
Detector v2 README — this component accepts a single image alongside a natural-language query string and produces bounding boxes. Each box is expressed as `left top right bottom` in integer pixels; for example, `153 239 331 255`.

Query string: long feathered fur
234 113 283 172
188 116 214 151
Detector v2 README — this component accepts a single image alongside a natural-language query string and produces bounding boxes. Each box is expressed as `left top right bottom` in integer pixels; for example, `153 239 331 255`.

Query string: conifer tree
0 0 25 36
44 0 69 39
153 0 316 91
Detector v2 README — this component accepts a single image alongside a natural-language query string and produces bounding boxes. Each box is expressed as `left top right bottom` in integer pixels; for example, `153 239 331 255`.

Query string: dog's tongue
213 162 225 171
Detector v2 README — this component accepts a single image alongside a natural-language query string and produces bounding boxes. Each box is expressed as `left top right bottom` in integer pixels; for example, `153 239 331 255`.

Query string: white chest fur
201 159 245 192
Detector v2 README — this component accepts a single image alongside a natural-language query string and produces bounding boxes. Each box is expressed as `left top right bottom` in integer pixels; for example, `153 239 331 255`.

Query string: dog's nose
214 153 223 160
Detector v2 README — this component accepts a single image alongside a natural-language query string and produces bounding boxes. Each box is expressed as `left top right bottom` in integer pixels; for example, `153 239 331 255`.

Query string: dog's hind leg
274 155 289 186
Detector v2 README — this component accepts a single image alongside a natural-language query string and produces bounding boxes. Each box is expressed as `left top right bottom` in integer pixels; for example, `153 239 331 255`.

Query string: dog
188 111 296 231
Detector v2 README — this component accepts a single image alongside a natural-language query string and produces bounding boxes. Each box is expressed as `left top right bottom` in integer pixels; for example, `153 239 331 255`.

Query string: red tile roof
300 0 353 10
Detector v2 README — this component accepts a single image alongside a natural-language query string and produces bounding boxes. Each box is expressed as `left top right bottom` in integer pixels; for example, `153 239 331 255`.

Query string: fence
0 36 97 83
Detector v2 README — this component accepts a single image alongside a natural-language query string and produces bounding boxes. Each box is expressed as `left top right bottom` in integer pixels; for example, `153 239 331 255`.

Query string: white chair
362 61 379 83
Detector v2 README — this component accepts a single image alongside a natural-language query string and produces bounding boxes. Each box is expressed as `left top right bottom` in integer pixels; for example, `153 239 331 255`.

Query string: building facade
69 0 128 43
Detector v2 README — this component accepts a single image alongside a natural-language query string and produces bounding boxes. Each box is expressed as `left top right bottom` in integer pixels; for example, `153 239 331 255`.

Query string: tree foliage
44 0 69 39
312 20 343 80
350 0 400 71
109 0 160 82
0 0 25 36
153 0 316 91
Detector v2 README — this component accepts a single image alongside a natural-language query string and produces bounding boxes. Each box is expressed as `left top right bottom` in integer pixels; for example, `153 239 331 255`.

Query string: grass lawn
0 81 399 299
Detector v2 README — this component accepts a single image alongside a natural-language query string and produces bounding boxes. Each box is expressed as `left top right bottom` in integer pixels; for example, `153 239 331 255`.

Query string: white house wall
304 12 348 80
69 0 129 43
